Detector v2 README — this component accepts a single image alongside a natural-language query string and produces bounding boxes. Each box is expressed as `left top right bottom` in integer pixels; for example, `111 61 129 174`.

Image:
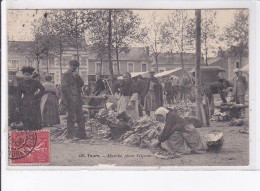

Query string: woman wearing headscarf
152 107 206 154
17 66 45 130
40 74 60 127
117 72 139 120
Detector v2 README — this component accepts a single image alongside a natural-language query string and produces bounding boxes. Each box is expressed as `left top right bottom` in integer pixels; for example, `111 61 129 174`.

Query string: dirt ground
49 120 249 167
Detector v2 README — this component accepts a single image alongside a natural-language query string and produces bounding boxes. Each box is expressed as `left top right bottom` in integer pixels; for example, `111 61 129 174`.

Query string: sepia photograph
7 8 249 166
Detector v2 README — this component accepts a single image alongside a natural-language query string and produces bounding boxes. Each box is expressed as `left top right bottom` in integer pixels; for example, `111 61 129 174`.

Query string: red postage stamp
9 131 50 165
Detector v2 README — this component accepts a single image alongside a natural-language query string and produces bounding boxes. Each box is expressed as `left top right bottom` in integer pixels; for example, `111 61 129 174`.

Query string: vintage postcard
6 8 250 167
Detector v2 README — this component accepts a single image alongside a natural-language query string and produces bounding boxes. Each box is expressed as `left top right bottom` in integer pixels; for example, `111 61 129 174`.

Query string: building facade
151 52 204 73
208 46 249 80
8 41 152 84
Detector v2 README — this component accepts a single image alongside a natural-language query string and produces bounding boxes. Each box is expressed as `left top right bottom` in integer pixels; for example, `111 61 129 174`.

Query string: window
127 62 134 73
141 63 147 72
113 62 119 74
95 63 102 74
11 59 20 69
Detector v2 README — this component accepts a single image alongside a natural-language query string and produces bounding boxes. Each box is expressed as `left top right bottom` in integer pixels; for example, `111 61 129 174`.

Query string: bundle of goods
220 102 246 119
229 118 245 126
106 112 133 140
9 122 24 130
120 116 164 149
96 109 109 124
210 109 228 122
169 103 196 117
50 127 68 143
205 130 224 152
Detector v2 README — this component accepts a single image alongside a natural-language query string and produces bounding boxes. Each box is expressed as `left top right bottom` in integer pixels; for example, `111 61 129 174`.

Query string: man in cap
232 68 248 105
61 60 86 139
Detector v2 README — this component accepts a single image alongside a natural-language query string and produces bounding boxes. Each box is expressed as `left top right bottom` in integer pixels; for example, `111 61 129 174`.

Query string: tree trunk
75 12 80 72
154 31 159 73
181 51 184 69
239 42 243 67
204 36 208 66
195 10 203 123
155 54 159 73
116 48 120 75
59 36 63 83
100 56 103 74
108 10 114 91
46 53 49 73
181 11 184 69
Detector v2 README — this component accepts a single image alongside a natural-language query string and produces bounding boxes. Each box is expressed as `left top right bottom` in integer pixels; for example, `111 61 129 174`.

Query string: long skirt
144 90 157 111
161 124 206 154
41 93 60 126
20 97 42 130
117 95 139 121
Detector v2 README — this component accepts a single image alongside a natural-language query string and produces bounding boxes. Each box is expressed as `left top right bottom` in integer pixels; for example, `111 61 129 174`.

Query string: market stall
190 66 225 85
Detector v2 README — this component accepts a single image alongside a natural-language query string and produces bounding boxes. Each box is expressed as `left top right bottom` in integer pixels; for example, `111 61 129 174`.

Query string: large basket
205 130 224 152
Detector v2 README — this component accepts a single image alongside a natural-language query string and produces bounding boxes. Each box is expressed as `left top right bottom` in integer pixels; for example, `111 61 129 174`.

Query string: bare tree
108 10 114 88
201 10 219 65
144 11 163 73
224 9 249 66
160 10 194 69
195 10 203 123
111 10 143 75
86 10 109 73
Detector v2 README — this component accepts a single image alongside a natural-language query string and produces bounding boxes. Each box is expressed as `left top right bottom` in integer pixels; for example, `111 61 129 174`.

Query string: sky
8 9 238 41
7 9 247 57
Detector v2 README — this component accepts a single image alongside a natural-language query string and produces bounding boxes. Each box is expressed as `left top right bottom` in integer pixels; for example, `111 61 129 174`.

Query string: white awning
241 64 249 73
154 68 187 78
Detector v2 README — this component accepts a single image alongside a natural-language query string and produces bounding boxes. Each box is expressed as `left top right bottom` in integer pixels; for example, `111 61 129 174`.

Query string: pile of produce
229 118 245 126
50 127 68 143
210 109 228 122
168 103 196 117
119 116 181 158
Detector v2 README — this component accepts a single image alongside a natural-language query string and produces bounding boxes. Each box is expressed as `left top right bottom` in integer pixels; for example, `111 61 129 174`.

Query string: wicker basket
205 130 224 152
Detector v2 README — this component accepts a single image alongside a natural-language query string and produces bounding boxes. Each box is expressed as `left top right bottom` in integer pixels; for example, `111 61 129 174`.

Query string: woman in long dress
152 107 206 154
17 66 45 130
41 75 60 127
117 72 139 121
144 72 163 116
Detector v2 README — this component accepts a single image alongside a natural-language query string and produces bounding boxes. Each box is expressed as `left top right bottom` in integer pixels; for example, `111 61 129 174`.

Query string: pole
195 10 203 122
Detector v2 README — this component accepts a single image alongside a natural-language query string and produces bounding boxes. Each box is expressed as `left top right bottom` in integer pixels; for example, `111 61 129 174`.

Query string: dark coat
17 79 45 130
61 70 84 104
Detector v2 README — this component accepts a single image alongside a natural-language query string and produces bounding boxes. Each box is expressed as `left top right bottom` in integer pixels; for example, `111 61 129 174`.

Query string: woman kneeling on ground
152 107 207 154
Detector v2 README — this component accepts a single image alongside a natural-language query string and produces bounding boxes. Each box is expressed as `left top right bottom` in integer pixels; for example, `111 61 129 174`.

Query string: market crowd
8 59 248 155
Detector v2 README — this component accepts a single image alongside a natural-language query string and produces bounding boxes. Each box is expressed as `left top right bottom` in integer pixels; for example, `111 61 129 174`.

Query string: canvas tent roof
241 64 249 73
155 68 188 78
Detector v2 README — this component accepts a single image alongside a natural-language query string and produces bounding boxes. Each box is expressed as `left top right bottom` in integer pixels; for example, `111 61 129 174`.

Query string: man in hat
61 60 86 139
232 68 248 105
